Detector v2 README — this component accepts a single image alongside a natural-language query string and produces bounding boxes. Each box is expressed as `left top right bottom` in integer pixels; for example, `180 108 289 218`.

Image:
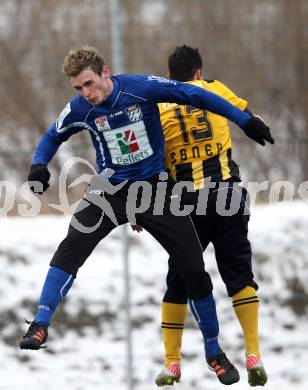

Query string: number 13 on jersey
174 105 213 145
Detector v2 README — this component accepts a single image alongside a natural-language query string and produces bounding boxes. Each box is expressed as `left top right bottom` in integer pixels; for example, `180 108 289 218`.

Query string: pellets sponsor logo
115 149 150 165
116 130 140 155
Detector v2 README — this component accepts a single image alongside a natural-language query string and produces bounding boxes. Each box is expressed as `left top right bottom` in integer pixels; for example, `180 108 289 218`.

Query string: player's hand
131 224 143 233
242 116 274 146
28 164 50 194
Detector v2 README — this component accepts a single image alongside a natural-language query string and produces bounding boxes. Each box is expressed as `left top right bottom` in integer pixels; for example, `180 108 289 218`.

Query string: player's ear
102 65 111 78
195 69 202 80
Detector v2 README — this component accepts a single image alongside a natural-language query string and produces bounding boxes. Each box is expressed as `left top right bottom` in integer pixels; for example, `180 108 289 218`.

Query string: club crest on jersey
125 104 143 123
95 116 111 132
116 130 139 155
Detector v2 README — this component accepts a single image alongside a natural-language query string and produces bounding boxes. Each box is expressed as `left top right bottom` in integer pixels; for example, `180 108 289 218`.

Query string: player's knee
183 270 213 299
163 288 188 304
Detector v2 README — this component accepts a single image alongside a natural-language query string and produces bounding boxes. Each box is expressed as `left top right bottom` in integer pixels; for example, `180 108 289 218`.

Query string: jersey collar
102 76 120 107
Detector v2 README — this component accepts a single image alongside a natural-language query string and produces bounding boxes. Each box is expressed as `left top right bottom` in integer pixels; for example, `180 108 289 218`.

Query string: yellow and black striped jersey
158 79 248 189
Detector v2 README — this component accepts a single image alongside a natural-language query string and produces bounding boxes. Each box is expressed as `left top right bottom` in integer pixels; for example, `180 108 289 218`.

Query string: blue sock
34 266 74 326
189 293 220 357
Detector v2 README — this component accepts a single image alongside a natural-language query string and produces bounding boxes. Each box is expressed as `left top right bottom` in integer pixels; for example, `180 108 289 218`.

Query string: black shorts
163 181 258 302
50 174 213 300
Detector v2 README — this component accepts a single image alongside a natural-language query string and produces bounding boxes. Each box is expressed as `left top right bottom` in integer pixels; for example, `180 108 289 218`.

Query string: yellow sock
161 302 187 366
232 286 260 357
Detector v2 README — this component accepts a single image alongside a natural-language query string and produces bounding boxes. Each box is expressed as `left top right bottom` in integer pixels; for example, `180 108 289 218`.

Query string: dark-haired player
154 45 271 387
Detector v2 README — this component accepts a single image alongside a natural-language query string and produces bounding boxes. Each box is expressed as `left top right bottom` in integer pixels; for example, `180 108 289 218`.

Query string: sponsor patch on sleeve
147 75 177 85
56 103 71 130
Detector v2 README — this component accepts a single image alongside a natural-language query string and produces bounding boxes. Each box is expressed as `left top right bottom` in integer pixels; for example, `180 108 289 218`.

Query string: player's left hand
242 116 274 146
131 224 143 233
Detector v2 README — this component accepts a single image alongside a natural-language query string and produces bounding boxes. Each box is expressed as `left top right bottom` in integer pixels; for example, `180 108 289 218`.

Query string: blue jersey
33 74 250 181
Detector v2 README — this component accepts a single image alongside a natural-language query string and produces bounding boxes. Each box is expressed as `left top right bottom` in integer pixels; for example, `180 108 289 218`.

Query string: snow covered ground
0 200 308 390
